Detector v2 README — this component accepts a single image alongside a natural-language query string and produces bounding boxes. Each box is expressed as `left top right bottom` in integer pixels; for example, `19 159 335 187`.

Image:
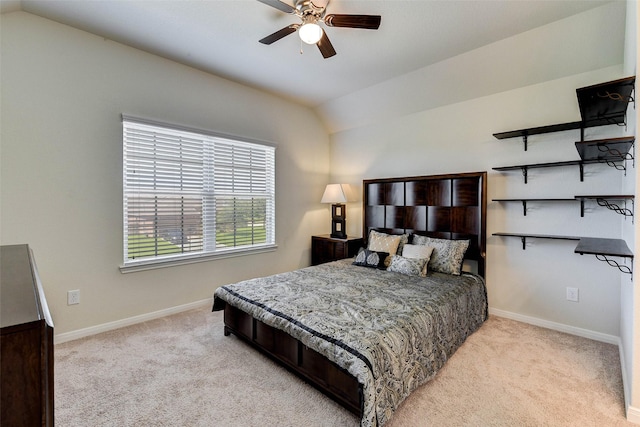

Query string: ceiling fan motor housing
295 0 325 21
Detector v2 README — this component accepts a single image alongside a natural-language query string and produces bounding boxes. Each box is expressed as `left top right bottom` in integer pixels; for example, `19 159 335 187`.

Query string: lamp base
330 231 347 239
330 203 347 239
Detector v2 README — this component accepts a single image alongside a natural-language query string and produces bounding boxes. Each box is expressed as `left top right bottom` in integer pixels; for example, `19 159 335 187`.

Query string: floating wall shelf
492 137 635 178
493 76 636 150
574 195 634 219
576 77 635 126
492 159 604 183
575 237 634 276
575 136 635 173
493 232 579 250
492 198 576 216
575 136 635 161
493 233 634 276
491 76 635 277
493 195 634 218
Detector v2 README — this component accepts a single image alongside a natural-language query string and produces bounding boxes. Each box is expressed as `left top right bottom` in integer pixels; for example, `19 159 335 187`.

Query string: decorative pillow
401 244 435 276
396 234 410 256
386 255 429 277
352 248 388 269
367 230 402 256
412 235 470 275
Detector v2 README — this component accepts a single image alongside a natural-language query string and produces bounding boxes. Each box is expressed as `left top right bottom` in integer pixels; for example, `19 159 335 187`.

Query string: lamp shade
321 184 348 204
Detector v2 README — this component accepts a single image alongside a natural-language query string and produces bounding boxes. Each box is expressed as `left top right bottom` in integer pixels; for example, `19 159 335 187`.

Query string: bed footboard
223 303 362 416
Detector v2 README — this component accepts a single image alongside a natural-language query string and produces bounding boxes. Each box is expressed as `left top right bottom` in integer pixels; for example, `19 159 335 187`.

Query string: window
121 116 276 272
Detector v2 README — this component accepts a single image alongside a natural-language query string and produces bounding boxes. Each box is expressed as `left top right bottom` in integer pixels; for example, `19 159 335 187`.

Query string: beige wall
0 11 331 335
328 2 629 340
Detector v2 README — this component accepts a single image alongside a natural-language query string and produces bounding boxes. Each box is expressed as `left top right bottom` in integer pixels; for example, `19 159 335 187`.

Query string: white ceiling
1 0 615 108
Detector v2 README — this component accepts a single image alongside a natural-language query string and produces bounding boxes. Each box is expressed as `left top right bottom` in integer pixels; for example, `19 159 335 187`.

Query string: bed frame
220 171 487 416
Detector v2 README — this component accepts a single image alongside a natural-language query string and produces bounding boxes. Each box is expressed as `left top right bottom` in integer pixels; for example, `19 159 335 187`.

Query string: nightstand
311 234 364 266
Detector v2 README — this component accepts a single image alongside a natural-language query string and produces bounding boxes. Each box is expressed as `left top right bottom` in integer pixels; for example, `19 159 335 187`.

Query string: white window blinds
122 117 275 268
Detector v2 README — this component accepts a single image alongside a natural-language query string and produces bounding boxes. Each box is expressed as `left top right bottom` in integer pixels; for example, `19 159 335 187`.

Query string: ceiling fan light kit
299 21 323 44
257 0 381 58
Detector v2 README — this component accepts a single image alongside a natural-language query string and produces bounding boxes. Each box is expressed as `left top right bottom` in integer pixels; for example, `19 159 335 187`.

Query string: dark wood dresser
1 244 54 426
311 234 363 266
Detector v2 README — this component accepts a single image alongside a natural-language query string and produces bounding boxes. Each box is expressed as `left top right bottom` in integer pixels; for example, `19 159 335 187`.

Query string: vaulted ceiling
1 0 616 111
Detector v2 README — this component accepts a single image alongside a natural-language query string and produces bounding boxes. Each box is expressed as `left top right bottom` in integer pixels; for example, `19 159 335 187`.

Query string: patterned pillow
386 255 429 277
368 230 402 256
352 248 388 269
401 244 435 276
412 235 469 275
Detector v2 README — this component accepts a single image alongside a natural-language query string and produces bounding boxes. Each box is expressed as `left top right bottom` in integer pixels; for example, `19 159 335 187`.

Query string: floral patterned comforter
212 259 487 427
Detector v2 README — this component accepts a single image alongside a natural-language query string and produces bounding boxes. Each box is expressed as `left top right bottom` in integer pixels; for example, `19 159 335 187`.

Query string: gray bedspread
212 259 487 427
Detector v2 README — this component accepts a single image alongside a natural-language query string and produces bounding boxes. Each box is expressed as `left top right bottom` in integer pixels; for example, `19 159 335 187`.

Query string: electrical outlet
67 290 80 305
566 287 579 302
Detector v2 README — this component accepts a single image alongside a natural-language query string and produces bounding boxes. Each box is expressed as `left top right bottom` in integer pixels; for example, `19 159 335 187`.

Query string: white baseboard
488 307 619 345
627 405 640 424
618 337 630 416
54 298 212 344
617 340 640 424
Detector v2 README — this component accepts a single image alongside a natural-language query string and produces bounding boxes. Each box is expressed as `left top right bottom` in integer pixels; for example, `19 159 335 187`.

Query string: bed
212 171 487 427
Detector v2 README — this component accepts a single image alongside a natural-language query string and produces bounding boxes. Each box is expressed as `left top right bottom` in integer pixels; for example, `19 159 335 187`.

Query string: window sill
119 244 278 274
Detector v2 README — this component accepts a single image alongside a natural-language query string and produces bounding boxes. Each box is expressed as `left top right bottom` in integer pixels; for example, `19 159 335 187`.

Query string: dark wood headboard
363 171 487 277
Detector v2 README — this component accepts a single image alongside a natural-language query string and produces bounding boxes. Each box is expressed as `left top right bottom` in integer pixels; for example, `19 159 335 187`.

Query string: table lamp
321 184 348 239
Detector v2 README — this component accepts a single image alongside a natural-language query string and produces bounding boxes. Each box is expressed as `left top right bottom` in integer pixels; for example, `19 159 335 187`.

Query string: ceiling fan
257 0 381 59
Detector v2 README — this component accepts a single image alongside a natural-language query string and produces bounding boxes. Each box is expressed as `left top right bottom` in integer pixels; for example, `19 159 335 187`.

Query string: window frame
120 115 277 273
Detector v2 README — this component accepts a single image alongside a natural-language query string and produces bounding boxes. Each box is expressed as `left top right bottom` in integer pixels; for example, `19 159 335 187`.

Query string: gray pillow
412 235 469 275
387 255 429 277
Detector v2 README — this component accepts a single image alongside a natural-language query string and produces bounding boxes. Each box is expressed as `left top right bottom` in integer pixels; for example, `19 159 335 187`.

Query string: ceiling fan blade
256 0 296 14
259 24 299 45
324 14 381 30
317 31 336 59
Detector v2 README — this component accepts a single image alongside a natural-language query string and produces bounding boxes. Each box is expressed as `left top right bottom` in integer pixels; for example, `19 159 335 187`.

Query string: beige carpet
55 306 632 426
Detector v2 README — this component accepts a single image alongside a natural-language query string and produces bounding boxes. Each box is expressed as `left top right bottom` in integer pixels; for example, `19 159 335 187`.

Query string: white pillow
401 244 434 276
